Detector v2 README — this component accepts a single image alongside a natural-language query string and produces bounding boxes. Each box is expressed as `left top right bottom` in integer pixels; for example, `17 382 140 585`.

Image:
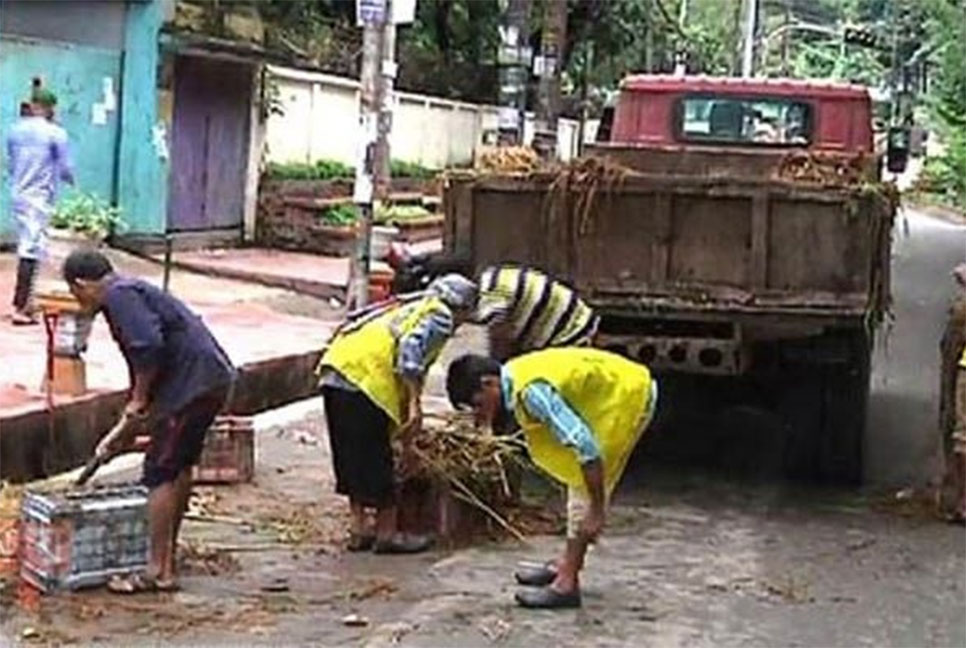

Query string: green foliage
51 193 125 239
320 204 359 227
374 203 434 224
264 159 355 181
389 159 437 179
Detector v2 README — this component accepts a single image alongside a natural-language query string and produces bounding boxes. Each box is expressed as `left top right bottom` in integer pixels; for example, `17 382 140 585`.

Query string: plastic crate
192 416 255 485
20 484 148 593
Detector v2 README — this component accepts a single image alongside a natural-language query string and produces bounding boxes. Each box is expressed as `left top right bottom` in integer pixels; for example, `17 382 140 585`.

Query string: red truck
443 75 895 484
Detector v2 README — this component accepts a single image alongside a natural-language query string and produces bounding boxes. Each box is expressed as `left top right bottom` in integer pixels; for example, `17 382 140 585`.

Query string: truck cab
608 75 873 152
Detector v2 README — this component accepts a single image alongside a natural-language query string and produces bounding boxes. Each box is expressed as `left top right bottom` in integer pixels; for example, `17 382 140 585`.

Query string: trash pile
775 151 870 186
395 412 535 540
474 146 541 174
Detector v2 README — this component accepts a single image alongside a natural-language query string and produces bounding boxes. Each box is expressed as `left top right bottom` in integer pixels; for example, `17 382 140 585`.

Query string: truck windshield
677 96 812 147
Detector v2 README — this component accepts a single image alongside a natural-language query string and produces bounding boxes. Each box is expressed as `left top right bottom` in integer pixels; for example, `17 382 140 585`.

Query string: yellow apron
319 296 449 425
506 347 655 494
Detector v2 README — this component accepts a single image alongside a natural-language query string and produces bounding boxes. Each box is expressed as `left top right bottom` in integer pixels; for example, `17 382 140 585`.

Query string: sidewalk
0 241 341 481
154 239 443 301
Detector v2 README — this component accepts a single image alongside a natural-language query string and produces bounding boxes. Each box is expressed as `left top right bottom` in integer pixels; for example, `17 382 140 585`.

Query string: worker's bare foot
107 573 180 594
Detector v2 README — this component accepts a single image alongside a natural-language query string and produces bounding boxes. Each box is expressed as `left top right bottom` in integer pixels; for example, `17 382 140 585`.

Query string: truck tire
777 329 871 485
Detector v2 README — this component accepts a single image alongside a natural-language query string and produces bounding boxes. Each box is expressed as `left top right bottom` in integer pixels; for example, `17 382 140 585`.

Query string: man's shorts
566 382 659 539
142 387 229 488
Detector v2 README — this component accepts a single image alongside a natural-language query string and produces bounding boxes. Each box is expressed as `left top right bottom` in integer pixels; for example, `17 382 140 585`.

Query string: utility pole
780 0 790 76
644 0 654 73
673 0 689 75
497 0 531 146
740 0 758 77
349 0 393 309
533 0 567 160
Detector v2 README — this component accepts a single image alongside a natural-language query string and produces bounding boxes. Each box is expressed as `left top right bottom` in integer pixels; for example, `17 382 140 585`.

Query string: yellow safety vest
506 348 655 494
319 296 450 425
960 345 966 369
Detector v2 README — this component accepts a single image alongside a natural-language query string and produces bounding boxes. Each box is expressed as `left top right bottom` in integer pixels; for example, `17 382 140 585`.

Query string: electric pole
674 0 689 75
740 0 757 77
497 0 531 146
780 0 790 76
349 0 394 309
533 0 567 160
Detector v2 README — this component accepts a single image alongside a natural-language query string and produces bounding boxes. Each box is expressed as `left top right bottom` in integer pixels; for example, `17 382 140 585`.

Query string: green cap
31 88 57 107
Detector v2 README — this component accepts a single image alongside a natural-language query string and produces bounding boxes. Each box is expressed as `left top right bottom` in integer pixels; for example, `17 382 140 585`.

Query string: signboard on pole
357 0 387 26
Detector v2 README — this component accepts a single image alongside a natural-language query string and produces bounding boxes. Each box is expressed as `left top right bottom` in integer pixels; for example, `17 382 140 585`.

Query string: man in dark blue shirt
63 249 235 593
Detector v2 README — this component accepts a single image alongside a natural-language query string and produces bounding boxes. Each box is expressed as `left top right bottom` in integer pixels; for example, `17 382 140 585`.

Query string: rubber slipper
515 563 557 587
515 586 582 609
372 533 433 555
347 533 376 552
10 313 38 326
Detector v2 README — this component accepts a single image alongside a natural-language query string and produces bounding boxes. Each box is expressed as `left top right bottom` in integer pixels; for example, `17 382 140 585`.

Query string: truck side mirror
886 126 910 173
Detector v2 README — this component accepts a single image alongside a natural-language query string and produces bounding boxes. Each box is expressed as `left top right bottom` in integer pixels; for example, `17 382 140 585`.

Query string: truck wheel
816 330 871 485
777 329 871 485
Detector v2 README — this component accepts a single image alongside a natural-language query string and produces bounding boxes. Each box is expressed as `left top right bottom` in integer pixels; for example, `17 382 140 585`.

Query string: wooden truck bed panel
444 172 892 320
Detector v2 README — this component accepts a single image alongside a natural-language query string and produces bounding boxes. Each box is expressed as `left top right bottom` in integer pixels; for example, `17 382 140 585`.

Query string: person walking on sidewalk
7 88 74 325
63 249 235 593
318 274 478 554
446 347 658 609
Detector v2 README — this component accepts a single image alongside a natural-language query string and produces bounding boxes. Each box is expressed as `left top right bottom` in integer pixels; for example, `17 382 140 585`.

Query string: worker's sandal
515 586 582 609
372 533 433 554
514 562 557 587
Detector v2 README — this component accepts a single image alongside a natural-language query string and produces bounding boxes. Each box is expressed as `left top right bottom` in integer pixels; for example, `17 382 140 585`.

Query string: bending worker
446 347 658 609
318 274 477 554
475 265 598 362
64 249 235 593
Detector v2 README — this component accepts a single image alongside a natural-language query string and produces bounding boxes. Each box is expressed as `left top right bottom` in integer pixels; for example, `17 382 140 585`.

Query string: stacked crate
20 485 148 593
192 416 255 485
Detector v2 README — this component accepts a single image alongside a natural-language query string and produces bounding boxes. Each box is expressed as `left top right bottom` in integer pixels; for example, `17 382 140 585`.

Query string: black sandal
515 586 582 609
347 532 376 552
515 562 557 587
372 533 433 554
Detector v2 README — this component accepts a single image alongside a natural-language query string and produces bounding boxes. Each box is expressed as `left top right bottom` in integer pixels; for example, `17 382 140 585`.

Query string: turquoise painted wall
117 0 167 236
0 36 122 237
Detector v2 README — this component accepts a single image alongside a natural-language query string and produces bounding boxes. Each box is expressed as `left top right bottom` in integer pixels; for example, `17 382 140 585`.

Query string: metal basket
20 484 148 593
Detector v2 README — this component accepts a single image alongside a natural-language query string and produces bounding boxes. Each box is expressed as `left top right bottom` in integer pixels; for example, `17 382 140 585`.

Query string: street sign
357 0 387 26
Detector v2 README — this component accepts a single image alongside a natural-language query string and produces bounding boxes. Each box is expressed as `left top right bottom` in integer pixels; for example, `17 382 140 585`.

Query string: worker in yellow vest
319 274 477 553
446 347 658 609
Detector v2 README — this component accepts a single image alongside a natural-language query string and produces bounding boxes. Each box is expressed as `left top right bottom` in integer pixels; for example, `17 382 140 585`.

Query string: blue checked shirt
321 298 454 390
501 368 601 464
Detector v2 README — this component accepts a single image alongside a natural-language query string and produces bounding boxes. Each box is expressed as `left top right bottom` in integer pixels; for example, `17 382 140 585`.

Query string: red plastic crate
192 416 255 485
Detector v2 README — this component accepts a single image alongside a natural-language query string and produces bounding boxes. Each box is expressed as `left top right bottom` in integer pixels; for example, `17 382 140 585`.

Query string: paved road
867 207 966 486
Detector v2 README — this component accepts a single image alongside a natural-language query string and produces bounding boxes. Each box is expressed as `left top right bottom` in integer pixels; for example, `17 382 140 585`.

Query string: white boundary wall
265 65 581 168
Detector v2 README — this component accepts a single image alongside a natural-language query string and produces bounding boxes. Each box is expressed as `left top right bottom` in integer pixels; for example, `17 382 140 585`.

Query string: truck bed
443 170 894 325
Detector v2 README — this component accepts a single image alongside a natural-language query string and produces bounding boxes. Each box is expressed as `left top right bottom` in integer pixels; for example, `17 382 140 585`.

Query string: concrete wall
265 66 582 169
0 0 167 240
0 35 123 239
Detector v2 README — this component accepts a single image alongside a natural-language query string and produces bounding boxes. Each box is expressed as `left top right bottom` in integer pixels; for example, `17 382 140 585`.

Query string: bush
390 159 436 179
264 159 355 181
319 204 359 226
916 133 966 211
51 192 126 239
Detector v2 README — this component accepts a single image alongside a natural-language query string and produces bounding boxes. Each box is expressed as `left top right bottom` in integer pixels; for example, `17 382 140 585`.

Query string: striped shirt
476 266 597 352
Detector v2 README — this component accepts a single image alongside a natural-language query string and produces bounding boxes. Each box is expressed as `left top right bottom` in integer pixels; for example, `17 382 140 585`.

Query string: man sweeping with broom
446 347 657 609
